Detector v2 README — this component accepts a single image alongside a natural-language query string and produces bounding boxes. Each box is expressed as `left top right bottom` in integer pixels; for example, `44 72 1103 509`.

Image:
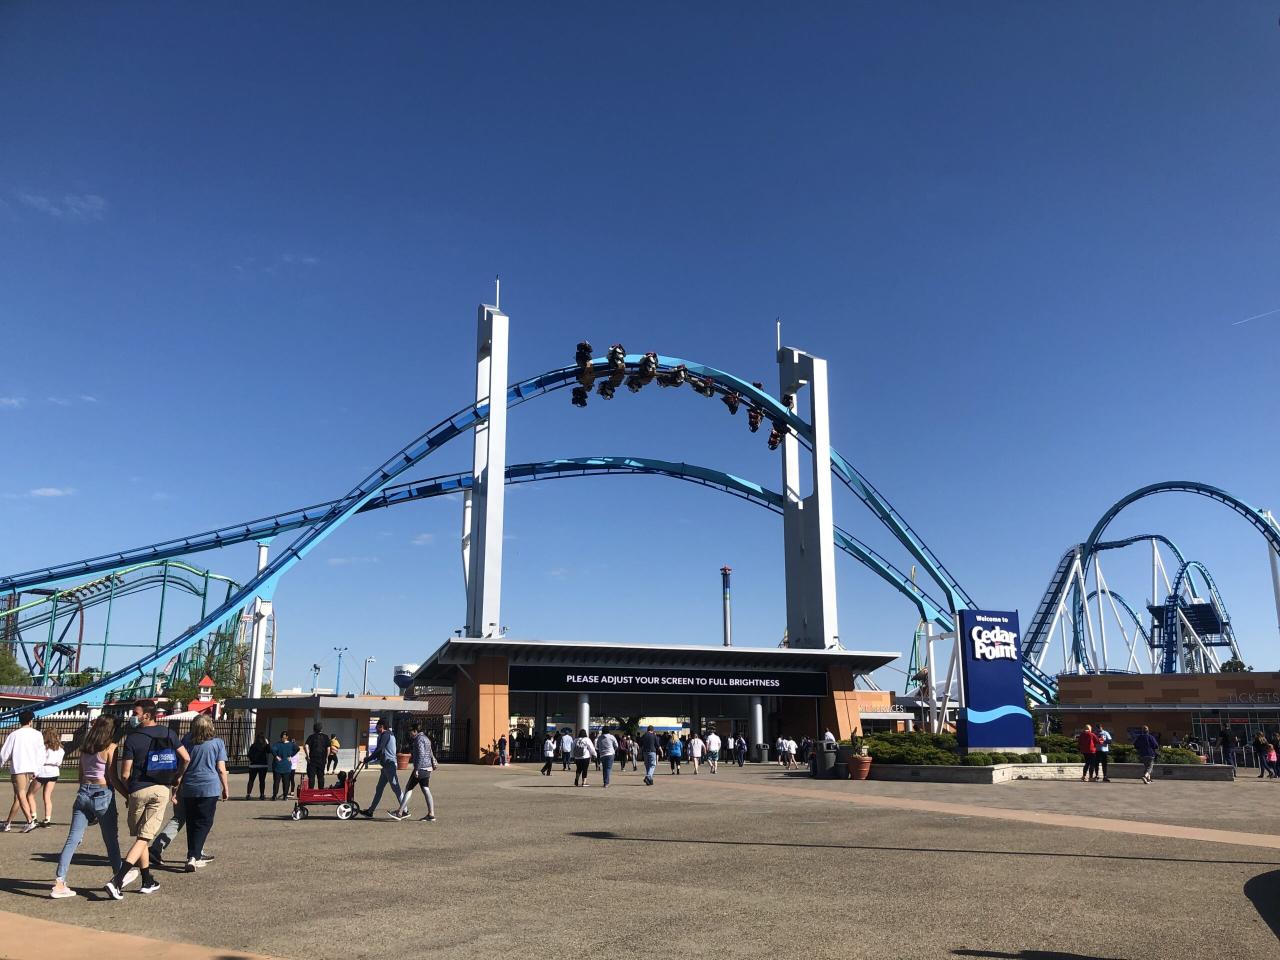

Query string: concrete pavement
1 762 1276 959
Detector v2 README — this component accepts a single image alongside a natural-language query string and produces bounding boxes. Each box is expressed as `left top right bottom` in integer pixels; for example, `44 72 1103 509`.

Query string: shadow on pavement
569 831 1280 867
953 951 1126 959
1243 868 1280 940
0 877 60 900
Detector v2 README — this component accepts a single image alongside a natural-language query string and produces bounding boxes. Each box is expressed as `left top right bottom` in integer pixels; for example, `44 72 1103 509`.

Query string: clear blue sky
2 4 1278 693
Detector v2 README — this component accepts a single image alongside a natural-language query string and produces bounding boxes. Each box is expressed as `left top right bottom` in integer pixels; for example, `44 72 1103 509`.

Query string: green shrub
1156 747 1200 765
1046 752 1078 763
962 752 993 766
1036 733 1079 754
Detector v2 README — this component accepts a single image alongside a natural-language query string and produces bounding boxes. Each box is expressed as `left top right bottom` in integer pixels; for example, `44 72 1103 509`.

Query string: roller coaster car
291 767 363 822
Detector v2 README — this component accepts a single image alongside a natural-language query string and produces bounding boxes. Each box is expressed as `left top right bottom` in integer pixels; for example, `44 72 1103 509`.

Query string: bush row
860 731 1202 767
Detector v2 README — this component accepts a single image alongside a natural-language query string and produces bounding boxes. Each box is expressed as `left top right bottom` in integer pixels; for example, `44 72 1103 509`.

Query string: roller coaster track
1022 534 1191 667
5 459 956 666
2 355 981 724
1160 559 1241 673
1021 480 1278 676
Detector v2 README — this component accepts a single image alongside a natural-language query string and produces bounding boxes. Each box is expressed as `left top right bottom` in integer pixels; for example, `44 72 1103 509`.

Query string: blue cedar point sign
957 609 1035 751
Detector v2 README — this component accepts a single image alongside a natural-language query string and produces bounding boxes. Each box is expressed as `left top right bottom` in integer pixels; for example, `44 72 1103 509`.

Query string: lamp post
363 656 376 696
333 647 348 696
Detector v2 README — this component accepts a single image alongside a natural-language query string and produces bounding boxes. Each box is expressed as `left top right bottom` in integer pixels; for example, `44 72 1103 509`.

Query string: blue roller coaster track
1159 559 1240 674
1 354 982 724
1022 481 1279 676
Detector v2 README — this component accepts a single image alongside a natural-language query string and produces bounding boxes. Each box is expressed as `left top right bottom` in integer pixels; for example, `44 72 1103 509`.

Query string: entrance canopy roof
410 638 898 687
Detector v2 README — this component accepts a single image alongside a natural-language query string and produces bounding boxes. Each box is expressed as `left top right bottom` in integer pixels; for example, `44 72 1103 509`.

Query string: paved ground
2 762 1278 960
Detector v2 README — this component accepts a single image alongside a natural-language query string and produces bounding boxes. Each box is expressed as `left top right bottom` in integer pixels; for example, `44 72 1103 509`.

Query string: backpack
141 729 180 785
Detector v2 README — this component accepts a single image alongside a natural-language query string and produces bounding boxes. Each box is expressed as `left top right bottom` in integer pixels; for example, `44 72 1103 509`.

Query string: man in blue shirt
361 719 403 819
1133 726 1160 784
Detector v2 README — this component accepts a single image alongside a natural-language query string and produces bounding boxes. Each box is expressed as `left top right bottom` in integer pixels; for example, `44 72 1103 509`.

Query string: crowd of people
0 701 230 900
523 726 827 785
0 703 445 901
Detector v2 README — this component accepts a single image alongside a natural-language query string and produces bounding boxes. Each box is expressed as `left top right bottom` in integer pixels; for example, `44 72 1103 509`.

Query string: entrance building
1040 671 1280 751
408 638 898 763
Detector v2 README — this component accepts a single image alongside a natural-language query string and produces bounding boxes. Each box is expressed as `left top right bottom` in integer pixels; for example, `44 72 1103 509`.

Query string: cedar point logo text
970 615 1019 661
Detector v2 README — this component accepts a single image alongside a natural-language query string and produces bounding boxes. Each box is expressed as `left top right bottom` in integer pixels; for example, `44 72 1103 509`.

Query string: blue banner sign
958 609 1034 751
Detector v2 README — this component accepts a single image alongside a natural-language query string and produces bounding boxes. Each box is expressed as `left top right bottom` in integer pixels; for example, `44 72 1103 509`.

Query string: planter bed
868 762 1236 785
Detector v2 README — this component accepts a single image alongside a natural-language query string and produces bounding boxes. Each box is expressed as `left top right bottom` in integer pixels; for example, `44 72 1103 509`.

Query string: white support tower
464 303 509 638
1265 511 1280 641
246 539 273 730
778 347 840 649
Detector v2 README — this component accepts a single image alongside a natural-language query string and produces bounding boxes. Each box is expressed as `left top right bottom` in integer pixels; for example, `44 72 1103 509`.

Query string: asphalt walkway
2 762 1276 959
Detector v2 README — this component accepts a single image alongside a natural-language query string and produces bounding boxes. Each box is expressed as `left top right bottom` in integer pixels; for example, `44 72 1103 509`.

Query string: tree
1220 658 1252 673
0 647 30 685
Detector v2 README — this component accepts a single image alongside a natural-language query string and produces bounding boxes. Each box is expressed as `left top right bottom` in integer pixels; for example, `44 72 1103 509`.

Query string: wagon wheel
290 805 304 821
335 802 355 820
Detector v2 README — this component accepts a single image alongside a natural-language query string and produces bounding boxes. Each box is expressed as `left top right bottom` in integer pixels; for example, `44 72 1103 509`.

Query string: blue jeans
600 755 614 786
368 762 403 812
56 784 123 881
644 752 657 781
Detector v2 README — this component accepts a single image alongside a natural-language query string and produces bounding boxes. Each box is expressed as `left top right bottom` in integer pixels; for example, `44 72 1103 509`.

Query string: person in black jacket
304 723 330 789
246 735 270 800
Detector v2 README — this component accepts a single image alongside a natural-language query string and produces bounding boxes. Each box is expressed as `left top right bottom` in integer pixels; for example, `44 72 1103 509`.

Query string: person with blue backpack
106 699 189 899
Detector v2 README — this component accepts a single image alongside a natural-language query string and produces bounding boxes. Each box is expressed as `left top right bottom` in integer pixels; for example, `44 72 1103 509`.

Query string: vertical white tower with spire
464 301 509 638
778 346 840 649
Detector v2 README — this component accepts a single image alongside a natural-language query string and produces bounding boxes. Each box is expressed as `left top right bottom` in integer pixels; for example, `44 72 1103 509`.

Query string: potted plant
846 736 872 780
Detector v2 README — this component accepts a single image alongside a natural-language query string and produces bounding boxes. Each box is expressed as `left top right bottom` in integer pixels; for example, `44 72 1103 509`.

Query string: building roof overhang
410 637 899 687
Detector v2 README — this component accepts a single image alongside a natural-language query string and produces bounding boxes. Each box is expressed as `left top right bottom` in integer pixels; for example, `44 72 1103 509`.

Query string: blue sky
2 4 1278 693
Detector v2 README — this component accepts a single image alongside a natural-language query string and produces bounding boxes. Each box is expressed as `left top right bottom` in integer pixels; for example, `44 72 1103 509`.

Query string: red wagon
291 767 363 821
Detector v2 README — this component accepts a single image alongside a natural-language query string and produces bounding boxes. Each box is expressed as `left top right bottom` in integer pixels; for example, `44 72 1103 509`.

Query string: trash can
811 741 839 778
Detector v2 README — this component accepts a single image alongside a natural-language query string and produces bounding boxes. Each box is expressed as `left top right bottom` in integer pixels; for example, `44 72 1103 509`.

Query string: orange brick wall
1058 672 1280 707
453 654 511 763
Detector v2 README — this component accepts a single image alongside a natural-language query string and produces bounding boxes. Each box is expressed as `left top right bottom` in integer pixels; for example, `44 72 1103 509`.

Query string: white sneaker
50 883 77 899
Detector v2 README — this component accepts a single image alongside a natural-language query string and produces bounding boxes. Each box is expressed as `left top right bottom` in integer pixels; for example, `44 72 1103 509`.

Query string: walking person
28 727 65 826
705 730 721 774
1253 732 1271 779
688 733 705 774
497 734 509 767
178 715 228 872
393 723 437 821
148 728 193 866
50 717 130 899
1218 728 1238 778
304 723 330 789
326 734 341 773
1133 725 1160 784
270 732 298 800
540 733 556 776
106 699 189 899
627 735 639 772
595 726 618 788
1 708 44 833
1265 737 1279 779
361 719 404 817
559 729 574 771
571 728 597 787
638 725 660 786
667 735 683 775
246 734 270 800
1077 724 1100 782
734 734 747 767
1095 723 1113 783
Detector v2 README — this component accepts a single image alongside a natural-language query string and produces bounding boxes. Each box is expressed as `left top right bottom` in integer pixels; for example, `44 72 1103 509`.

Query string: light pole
363 657 376 696
310 663 321 693
333 647 348 696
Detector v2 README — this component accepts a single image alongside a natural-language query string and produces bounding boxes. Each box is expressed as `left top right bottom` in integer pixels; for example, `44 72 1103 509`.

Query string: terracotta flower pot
396 752 411 770
847 756 873 780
